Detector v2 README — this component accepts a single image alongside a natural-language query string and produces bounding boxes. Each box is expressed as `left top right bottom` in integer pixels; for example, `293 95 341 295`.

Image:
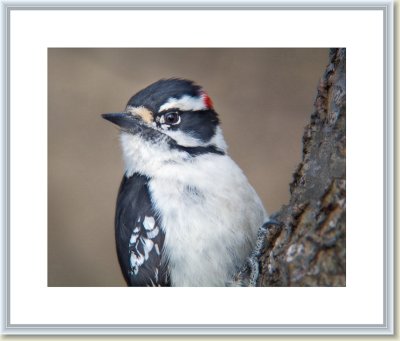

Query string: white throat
120 126 227 177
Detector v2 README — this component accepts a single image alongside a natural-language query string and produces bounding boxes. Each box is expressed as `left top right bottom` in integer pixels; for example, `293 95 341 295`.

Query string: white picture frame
1 0 394 335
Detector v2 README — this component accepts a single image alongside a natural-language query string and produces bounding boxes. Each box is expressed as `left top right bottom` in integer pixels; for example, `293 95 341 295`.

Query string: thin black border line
2 1 394 335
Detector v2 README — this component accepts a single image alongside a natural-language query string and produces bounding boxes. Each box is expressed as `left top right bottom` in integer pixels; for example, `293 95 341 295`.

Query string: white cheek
163 126 227 151
163 130 202 147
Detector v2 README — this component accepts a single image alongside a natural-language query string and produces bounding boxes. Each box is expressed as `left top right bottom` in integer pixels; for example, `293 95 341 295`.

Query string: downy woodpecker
102 78 268 286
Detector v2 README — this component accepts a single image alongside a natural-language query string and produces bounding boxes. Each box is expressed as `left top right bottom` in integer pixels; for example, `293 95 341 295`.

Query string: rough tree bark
236 48 346 287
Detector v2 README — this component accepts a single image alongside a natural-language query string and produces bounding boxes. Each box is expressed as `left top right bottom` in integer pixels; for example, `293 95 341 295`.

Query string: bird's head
102 79 227 156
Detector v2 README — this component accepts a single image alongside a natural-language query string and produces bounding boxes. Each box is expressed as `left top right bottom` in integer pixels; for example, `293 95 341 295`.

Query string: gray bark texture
236 48 346 287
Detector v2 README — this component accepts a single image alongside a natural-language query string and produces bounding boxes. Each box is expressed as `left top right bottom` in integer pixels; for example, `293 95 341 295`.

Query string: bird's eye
164 112 181 125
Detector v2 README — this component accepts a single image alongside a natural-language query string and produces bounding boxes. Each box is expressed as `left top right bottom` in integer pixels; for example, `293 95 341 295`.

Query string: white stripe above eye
159 95 207 112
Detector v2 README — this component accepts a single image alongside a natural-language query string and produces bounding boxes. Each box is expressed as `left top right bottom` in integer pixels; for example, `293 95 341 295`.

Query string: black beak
102 112 141 130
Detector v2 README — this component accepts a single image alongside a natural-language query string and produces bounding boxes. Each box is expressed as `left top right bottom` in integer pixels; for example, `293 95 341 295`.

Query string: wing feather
115 173 169 286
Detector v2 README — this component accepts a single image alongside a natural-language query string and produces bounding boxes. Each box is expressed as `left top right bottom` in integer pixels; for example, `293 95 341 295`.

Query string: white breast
148 154 267 286
119 130 267 286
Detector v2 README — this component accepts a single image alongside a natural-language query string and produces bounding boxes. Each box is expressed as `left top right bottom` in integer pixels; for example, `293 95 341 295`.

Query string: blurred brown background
48 48 329 286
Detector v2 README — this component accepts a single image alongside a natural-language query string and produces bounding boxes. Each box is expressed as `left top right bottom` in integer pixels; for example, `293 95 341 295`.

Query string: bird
102 78 268 286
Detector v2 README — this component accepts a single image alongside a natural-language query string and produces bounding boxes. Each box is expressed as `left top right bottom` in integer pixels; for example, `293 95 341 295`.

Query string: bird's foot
247 219 281 286
229 219 282 287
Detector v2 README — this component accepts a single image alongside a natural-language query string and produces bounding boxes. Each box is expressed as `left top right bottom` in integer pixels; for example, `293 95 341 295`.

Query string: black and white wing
115 173 169 286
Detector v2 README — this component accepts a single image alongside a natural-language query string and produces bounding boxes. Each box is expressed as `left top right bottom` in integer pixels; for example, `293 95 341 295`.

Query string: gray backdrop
48 48 329 286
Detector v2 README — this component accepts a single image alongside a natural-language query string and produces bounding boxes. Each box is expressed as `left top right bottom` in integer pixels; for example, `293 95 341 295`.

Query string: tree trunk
236 48 346 287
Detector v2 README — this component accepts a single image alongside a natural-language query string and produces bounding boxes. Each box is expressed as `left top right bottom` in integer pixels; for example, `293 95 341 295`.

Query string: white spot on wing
143 216 155 231
154 243 160 255
130 252 144 275
141 237 154 260
129 233 139 244
146 226 159 239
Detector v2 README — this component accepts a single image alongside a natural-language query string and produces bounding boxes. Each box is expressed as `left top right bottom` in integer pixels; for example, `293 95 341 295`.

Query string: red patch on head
201 91 214 110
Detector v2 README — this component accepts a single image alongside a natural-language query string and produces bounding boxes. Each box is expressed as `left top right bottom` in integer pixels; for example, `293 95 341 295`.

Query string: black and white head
102 79 227 173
